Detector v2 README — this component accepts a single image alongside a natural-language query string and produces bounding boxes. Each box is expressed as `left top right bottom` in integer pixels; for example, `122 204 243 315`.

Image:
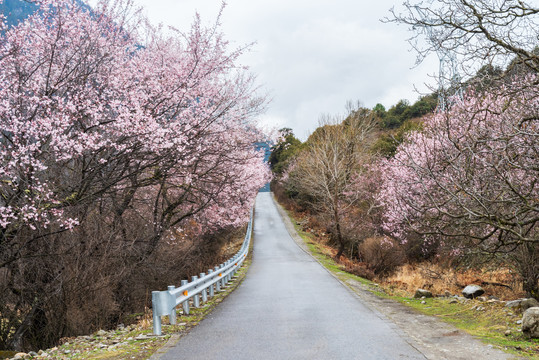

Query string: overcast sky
128 0 439 140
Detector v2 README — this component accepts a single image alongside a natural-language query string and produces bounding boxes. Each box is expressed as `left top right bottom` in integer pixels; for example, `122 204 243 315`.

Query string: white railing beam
151 208 253 335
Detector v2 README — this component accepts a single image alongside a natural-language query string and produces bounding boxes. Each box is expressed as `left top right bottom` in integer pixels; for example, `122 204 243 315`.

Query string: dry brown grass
139 307 153 330
298 214 525 300
384 263 525 300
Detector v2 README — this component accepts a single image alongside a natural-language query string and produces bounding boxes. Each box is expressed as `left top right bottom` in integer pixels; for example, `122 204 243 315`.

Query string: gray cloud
133 0 439 139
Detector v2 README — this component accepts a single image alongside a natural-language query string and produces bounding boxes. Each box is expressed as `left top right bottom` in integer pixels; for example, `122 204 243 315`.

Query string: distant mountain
0 0 38 28
255 141 271 163
255 142 271 192
1 0 89 29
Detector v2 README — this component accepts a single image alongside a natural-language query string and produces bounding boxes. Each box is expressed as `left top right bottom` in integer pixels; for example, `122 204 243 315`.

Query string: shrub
359 237 405 277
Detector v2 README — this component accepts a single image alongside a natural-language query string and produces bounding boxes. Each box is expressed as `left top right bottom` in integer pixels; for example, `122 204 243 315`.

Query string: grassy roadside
281 204 539 359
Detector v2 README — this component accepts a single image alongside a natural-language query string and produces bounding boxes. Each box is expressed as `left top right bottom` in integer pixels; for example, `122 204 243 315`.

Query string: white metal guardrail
151 208 254 335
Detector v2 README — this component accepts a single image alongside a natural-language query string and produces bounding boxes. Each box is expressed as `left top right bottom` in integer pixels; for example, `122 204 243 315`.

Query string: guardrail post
208 269 215 297
215 266 221 291
192 276 200 308
200 273 207 303
221 262 226 285
152 291 162 336
181 279 189 315
167 286 177 325
219 264 225 289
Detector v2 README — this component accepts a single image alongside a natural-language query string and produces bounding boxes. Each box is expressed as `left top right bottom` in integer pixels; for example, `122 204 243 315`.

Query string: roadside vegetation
0 234 252 360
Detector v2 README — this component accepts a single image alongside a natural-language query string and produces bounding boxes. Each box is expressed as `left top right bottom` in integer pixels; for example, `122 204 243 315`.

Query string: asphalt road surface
159 192 426 359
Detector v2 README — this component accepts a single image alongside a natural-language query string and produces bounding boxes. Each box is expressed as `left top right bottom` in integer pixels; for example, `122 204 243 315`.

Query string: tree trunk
518 242 539 300
8 298 41 351
333 196 344 260
335 240 345 260
523 276 538 300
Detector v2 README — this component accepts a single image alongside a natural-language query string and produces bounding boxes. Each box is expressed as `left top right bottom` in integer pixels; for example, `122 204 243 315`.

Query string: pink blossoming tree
380 76 539 297
0 0 269 350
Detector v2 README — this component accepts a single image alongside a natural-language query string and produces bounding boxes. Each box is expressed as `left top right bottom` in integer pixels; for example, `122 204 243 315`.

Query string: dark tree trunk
8 299 41 351
333 196 344 260
335 239 345 260
518 242 539 300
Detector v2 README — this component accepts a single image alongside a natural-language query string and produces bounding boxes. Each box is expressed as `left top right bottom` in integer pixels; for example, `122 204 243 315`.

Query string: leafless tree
386 0 539 80
290 102 376 259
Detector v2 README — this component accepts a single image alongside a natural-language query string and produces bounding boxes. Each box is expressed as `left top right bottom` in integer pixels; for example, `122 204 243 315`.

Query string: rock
13 353 27 360
449 298 458 304
96 329 107 337
521 298 539 312
522 307 539 338
504 330 511 336
506 299 522 308
28 352 38 357
444 290 451 297
516 320 522 325
462 284 484 299
506 298 539 313
477 296 487 302
414 288 433 298
421 300 426 304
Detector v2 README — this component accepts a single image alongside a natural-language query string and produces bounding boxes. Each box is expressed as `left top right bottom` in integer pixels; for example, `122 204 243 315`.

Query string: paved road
159 192 425 359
